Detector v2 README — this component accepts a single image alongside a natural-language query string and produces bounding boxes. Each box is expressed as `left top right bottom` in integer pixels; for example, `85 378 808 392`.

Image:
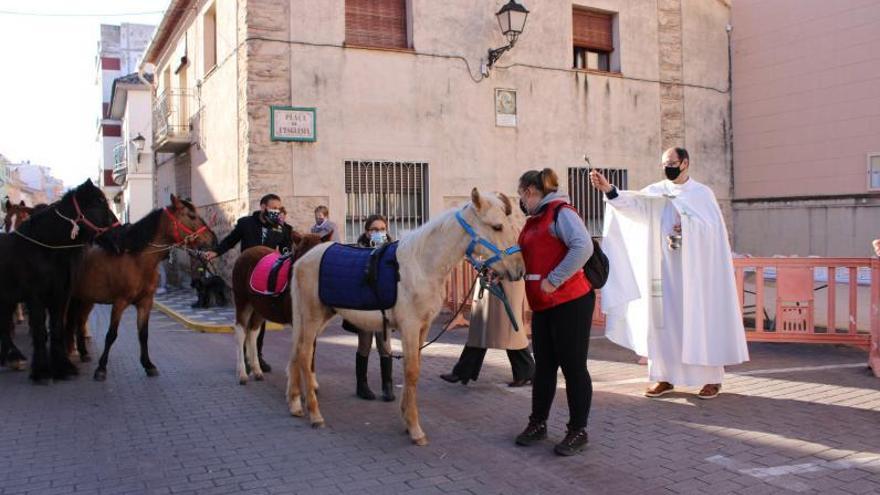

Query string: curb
153 301 284 334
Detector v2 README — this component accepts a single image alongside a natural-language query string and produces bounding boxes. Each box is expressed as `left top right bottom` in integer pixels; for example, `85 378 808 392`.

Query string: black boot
356 353 376 400
380 356 395 402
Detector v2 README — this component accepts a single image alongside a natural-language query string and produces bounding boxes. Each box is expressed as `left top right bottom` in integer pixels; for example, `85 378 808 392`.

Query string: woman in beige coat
440 278 535 386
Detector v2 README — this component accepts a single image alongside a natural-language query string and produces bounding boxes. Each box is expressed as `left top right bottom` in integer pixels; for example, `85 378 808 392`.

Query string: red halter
164 207 208 245
71 196 120 235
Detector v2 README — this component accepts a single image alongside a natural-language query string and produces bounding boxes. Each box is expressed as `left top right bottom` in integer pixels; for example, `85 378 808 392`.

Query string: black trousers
452 345 534 382
530 291 595 430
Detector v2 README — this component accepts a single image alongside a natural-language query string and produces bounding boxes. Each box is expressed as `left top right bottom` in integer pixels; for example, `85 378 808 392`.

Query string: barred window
568 167 628 236
344 160 428 243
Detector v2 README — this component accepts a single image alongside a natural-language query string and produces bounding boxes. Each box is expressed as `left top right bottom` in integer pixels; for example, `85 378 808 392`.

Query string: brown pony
65 195 217 381
230 231 331 384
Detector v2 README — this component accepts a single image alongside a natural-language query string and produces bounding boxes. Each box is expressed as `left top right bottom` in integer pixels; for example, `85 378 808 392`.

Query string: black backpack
553 203 610 289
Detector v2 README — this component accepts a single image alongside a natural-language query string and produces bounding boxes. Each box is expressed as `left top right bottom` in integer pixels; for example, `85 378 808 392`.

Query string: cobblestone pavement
1 305 879 495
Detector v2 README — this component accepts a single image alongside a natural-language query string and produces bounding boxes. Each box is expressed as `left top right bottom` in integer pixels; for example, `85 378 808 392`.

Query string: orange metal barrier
442 257 879 377
733 257 879 376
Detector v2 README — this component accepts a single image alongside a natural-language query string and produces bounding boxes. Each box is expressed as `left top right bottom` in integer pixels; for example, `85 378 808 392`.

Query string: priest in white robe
590 147 749 399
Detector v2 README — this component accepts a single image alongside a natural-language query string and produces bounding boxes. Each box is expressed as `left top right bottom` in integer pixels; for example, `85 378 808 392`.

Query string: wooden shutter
346 0 408 49
573 9 613 52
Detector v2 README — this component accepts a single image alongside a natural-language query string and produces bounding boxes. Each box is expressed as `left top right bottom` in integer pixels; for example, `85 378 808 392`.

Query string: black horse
0 179 118 381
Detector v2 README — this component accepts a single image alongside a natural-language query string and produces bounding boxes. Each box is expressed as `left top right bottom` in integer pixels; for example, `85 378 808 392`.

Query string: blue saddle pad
318 242 400 310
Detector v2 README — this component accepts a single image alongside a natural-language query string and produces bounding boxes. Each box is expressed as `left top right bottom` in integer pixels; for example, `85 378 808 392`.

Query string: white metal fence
344 160 429 243
567 167 628 236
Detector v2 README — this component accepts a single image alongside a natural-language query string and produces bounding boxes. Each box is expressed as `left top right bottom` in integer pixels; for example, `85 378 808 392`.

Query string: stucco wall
730 0 880 256
252 0 733 232
731 0 880 199
734 199 880 257
152 0 246 216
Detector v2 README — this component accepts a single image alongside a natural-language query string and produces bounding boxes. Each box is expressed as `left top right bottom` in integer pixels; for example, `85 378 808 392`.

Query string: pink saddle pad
249 252 292 296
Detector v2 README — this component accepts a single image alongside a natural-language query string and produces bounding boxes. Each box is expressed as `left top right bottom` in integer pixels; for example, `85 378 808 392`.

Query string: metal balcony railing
111 142 127 186
153 88 193 152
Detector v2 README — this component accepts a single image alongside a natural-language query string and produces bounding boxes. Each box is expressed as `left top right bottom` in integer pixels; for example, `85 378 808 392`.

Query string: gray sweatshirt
529 191 594 287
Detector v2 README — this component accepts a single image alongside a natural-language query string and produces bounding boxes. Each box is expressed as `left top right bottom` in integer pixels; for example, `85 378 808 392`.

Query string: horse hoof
412 435 429 446
255 373 264 381
93 370 107 382
239 377 248 385
145 367 160 377
289 403 304 417
311 420 325 429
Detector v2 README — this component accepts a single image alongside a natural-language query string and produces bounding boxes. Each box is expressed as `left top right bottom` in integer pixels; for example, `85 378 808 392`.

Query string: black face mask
265 210 282 226
664 166 682 181
519 199 529 216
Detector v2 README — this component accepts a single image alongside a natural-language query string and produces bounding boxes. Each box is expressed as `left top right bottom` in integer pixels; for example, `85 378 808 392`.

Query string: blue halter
455 210 521 272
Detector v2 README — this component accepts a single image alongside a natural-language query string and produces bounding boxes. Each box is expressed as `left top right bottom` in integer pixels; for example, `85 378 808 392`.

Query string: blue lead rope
477 273 521 332
454 209 522 332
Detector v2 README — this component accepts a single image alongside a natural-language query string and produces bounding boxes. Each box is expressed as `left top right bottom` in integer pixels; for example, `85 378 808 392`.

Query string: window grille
568 167 628 236
344 160 428 243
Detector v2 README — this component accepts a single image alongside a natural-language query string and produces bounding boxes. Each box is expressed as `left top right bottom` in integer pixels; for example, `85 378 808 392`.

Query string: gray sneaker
554 428 588 456
515 420 547 446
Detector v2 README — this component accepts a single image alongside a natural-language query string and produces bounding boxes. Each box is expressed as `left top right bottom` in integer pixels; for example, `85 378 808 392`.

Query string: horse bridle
454 209 521 272
56 196 120 240
164 207 209 246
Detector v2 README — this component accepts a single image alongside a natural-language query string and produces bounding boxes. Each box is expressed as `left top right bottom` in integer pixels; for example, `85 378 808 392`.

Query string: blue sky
0 0 170 187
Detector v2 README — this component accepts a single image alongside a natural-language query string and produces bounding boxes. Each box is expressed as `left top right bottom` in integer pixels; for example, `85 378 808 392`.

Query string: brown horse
230 231 331 384
65 195 217 381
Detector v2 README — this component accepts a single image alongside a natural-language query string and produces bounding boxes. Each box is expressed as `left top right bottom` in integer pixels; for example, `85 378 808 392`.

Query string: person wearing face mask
203 193 295 372
514 168 595 457
341 214 396 402
589 147 749 401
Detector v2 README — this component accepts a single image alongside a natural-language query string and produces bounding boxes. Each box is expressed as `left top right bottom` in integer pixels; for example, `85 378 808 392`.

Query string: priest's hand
673 224 682 234
873 239 880 257
589 170 613 193
540 278 556 294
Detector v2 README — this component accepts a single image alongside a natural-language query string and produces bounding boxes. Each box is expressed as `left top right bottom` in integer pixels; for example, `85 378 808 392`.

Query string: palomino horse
65 195 217 381
230 232 332 384
0 180 118 380
287 188 524 445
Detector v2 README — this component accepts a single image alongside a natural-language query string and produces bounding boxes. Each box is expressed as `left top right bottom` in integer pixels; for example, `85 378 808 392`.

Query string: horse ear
170 194 182 210
471 188 482 211
320 230 334 243
497 192 512 216
19 200 26 207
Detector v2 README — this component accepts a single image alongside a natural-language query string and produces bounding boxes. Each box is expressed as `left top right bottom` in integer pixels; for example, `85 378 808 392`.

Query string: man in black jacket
203 193 294 371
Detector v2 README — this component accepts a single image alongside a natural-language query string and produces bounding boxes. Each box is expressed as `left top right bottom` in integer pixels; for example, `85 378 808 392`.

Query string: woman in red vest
514 168 595 456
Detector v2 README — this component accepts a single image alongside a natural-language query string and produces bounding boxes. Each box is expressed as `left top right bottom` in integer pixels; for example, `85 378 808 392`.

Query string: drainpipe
726 24 734 204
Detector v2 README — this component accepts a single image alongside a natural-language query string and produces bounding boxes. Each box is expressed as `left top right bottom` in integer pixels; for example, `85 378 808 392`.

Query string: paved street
1 305 879 495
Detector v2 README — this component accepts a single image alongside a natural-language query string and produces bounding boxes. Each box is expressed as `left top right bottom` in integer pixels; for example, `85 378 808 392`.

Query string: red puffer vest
518 200 591 311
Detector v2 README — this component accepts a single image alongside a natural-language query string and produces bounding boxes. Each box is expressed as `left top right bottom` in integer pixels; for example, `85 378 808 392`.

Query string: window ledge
572 68 623 78
342 43 415 55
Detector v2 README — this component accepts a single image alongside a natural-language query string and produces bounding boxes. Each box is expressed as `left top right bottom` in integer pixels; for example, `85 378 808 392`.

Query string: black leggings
529 292 595 430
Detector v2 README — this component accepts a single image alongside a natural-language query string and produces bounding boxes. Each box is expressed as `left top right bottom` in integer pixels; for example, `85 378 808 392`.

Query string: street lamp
132 133 146 163
487 0 529 69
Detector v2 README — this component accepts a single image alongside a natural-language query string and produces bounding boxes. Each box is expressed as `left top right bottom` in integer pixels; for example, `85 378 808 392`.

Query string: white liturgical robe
600 178 749 386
